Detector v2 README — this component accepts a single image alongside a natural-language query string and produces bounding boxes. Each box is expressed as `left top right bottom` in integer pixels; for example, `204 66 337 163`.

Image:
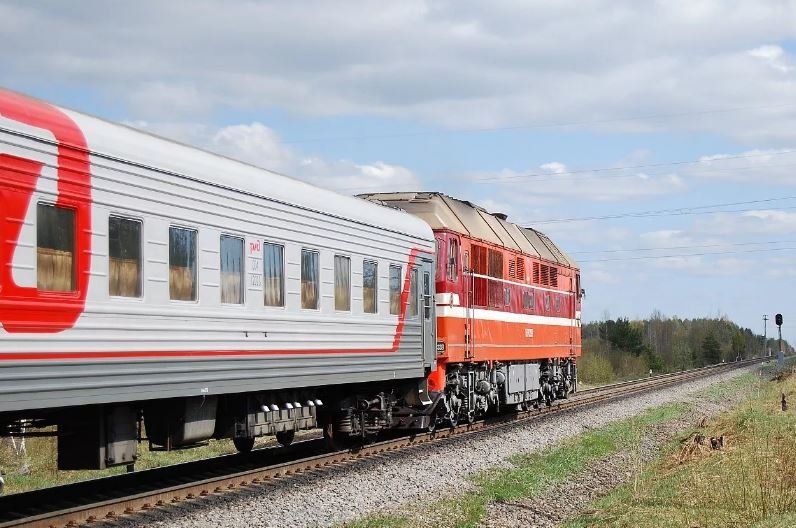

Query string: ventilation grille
508 259 517 279
533 262 540 284
516 258 526 282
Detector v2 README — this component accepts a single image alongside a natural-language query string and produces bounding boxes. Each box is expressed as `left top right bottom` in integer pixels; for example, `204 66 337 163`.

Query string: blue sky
2 0 795 344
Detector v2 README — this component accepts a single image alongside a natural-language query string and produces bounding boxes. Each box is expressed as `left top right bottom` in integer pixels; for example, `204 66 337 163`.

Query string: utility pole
763 315 769 357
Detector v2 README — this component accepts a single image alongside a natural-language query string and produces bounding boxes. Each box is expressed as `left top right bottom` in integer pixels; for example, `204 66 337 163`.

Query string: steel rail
0 359 763 528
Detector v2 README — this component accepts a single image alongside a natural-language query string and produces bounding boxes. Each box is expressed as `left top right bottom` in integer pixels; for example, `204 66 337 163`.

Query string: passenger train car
0 89 580 471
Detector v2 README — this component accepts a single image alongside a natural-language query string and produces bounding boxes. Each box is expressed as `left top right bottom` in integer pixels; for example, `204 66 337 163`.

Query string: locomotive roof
358 192 578 268
0 88 433 243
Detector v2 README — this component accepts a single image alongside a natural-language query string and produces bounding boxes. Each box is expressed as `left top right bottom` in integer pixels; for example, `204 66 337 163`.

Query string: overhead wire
577 246 796 263
282 102 796 144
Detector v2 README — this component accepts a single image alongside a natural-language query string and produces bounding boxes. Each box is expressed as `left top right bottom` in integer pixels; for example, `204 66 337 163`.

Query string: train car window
334 255 351 311
109 216 142 298
169 226 197 301
407 267 418 318
301 249 319 310
389 264 402 315
423 271 431 320
220 235 244 305
544 293 552 312
363 260 378 314
263 242 285 307
447 239 458 281
555 295 562 313
504 287 510 306
37 203 75 292
522 290 535 310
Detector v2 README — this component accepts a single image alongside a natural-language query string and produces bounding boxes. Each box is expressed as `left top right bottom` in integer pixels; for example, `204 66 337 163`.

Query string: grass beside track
566 365 796 528
344 403 691 528
0 432 292 495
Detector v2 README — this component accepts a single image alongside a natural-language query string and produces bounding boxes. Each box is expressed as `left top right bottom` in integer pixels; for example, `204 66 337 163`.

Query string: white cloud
748 45 794 73
468 160 686 204
3 1 796 142
687 148 796 183
697 209 796 236
132 120 420 193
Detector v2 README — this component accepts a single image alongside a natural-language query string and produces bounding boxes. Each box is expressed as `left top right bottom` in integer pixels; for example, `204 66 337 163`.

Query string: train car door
417 257 437 370
463 249 474 360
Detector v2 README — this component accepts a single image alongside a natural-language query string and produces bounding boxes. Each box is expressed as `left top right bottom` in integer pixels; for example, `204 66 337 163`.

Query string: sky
1 0 795 344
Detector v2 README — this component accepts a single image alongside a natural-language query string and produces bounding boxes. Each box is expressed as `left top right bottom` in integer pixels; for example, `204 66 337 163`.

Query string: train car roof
358 192 578 268
0 88 433 242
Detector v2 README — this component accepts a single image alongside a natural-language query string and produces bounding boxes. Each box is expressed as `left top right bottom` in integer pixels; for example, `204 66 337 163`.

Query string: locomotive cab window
220 235 244 305
169 226 197 301
334 255 351 311
389 264 402 315
109 216 142 297
363 260 378 314
301 249 319 310
263 242 285 307
37 203 75 292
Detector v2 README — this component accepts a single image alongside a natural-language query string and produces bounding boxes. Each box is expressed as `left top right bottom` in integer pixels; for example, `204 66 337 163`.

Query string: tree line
578 312 793 384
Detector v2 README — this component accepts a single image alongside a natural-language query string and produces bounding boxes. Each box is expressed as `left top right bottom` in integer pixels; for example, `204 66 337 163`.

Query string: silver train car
0 89 437 469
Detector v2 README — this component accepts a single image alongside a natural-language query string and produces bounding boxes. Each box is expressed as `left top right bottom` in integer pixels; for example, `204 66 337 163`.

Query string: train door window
109 216 142 298
37 203 75 292
423 271 431 320
407 267 418 318
220 235 244 305
363 260 378 314
447 238 458 282
301 249 320 310
487 249 503 307
169 226 197 301
471 244 488 306
334 255 351 311
263 242 285 307
576 273 581 299
389 264 402 315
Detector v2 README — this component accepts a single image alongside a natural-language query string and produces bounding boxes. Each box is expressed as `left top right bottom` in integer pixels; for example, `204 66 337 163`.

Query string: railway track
0 359 762 528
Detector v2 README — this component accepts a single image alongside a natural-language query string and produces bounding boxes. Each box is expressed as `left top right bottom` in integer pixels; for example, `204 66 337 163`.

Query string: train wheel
233 436 255 453
323 420 352 451
275 430 295 447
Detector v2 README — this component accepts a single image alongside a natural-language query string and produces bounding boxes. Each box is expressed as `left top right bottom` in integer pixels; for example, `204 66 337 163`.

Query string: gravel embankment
482 387 752 527
110 366 759 528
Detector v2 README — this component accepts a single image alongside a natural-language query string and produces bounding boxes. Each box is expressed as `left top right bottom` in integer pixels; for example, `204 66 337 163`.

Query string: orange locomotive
362 193 581 425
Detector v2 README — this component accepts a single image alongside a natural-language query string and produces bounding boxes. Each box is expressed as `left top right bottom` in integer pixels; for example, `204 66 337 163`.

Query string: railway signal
776 313 784 368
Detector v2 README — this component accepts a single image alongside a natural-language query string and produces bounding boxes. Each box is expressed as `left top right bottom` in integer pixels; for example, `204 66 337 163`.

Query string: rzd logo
0 90 91 333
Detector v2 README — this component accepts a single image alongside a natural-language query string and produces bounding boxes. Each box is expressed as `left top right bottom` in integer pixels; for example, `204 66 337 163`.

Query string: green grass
565 366 796 528
0 431 282 494
344 403 689 528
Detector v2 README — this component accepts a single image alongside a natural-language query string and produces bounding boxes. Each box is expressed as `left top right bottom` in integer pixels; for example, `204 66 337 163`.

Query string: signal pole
776 314 784 368
763 315 769 357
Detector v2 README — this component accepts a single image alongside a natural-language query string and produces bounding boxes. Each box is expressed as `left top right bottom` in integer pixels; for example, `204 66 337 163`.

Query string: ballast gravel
111 366 759 528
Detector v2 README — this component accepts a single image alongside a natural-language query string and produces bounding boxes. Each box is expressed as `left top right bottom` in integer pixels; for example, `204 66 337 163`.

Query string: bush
578 348 616 385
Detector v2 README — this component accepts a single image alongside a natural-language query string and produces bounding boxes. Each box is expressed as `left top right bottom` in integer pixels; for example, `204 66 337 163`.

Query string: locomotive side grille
508 258 516 279
550 267 558 288
533 262 540 284
541 265 550 286
516 258 526 282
